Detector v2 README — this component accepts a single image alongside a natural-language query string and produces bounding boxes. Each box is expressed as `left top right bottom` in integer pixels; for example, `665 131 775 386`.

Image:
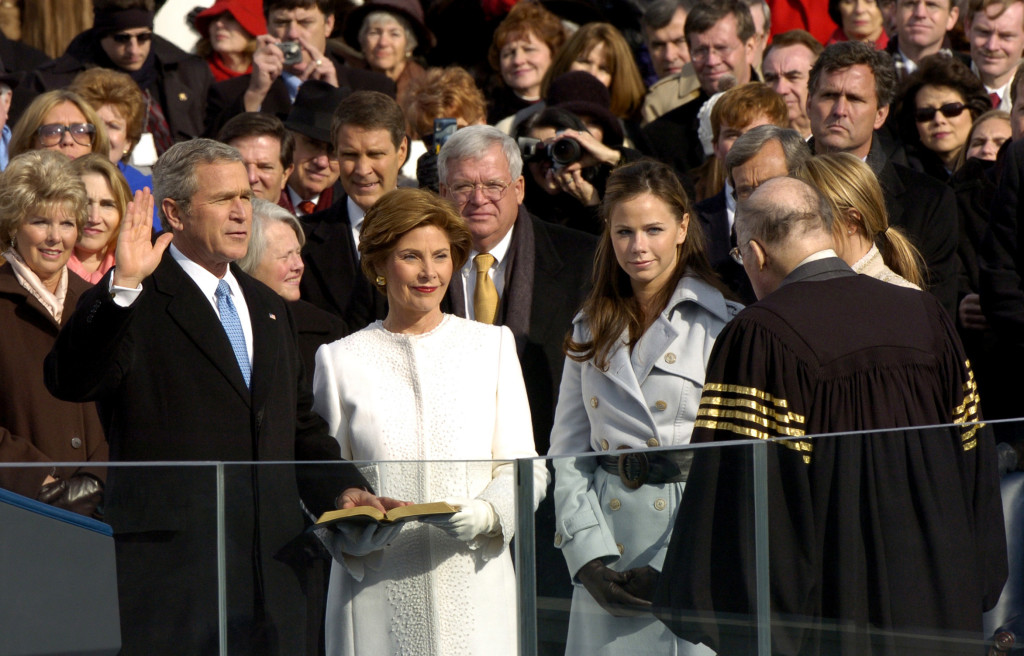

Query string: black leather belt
599 450 692 489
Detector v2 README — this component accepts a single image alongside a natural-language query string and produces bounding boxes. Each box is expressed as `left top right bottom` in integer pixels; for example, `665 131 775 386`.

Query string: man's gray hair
154 138 243 231
438 125 523 184
737 176 834 245
641 0 695 33
236 198 305 275
725 125 811 176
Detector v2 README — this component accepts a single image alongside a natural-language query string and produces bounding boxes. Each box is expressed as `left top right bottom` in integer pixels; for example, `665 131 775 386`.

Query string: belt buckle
617 452 649 489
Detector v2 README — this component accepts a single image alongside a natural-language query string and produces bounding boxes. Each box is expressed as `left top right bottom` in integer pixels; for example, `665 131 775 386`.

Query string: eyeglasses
915 102 967 123
689 43 738 63
447 180 512 203
36 123 96 147
729 246 744 265
109 31 153 45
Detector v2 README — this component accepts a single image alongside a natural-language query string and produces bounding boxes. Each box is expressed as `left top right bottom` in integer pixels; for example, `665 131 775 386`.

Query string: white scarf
3 249 67 323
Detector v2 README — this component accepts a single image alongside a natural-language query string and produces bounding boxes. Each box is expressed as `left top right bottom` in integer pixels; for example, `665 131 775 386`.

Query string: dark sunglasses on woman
915 102 967 123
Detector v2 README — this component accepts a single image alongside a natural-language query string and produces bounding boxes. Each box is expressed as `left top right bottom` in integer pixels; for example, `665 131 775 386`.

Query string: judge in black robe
653 177 1006 656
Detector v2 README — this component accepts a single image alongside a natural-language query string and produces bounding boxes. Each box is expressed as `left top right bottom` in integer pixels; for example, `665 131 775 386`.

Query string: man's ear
749 239 768 272
162 198 184 231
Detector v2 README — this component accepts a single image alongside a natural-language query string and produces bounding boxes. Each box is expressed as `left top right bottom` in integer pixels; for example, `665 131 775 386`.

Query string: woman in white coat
312 188 547 656
548 160 743 655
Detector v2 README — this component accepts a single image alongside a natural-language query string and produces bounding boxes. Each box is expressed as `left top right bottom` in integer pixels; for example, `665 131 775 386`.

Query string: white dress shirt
347 196 366 259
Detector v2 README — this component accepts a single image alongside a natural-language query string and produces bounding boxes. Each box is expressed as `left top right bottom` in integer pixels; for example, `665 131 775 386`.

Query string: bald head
736 176 835 298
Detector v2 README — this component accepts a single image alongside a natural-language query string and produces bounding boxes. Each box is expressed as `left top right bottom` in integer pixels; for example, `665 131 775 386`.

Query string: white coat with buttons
548 274 741 655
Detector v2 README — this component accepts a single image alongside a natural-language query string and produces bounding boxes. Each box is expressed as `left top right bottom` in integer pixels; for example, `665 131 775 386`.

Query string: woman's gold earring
375 275 386 287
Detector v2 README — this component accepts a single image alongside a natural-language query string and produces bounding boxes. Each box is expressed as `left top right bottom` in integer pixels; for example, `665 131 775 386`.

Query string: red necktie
990 92 1001 108
298 200 316 215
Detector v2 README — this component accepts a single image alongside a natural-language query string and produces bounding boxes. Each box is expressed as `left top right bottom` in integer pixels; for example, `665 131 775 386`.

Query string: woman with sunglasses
896 55 991 181
9 90 110 162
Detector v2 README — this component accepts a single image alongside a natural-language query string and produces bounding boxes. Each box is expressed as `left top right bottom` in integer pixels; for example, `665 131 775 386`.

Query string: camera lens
550 138 583 166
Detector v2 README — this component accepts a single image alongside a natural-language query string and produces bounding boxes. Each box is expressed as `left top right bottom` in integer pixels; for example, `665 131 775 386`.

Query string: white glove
314 520 403 560
422 497 500 542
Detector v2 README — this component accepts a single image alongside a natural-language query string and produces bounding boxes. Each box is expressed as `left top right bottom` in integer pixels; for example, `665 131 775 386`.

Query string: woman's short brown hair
9 90 110 161
68 68 146 161
359 187 472 294
488 1 567 72
401 66 487 138
0 150 88 247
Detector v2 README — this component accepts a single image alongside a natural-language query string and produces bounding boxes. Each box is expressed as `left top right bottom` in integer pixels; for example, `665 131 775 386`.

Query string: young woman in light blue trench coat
548 160 743 655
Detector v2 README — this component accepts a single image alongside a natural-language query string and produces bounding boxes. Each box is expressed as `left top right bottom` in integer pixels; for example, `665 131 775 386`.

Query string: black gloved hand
417 151 439 193
38 473 104 518
576 558 653 617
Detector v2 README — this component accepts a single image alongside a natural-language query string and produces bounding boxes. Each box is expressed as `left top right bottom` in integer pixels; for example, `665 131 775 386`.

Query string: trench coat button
600 439 610 450
70 436 82 449
590 396 599 408
647 438 660 447
616 543 624 555
654 498 667 511
554 533 563 547
654 400 668 411
664 352 677 364
178 92 188 101
609 498 621 511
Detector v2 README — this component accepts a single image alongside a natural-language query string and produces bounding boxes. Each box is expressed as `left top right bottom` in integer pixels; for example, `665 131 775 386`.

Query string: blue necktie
216 280 251 388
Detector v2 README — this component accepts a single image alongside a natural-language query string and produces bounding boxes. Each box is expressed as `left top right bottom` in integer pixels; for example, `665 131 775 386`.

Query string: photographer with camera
205 0 395 136
514 74 641 234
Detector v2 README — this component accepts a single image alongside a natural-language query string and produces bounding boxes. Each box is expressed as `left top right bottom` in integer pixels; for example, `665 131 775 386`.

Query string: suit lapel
153 254 251 404
303 198 358 314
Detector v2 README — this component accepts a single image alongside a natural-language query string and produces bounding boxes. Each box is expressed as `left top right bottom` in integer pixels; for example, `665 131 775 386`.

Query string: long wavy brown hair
566 160 724 370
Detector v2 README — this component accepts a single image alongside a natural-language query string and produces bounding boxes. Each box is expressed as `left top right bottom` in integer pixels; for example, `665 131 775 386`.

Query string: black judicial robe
653 258 1007 656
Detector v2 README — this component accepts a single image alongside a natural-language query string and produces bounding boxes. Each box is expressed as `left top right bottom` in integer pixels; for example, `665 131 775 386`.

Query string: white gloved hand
315 520 403 560
422 497 500 542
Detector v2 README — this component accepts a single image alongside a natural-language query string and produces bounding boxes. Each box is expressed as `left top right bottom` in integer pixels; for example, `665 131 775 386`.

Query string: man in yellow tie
438 125 596 454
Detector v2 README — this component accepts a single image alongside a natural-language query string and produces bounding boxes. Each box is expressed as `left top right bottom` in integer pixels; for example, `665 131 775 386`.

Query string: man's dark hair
642 0 696 32
93 0 155 10
808 41 897 108
685 0 755 45
217 112 295 170
263 0 335 16
331 91 407 150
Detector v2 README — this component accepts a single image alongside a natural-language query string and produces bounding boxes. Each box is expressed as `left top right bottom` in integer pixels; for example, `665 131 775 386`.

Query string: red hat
194 0 267 39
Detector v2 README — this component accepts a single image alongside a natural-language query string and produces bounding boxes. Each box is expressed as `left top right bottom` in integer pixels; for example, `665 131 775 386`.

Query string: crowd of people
0 0 1021 654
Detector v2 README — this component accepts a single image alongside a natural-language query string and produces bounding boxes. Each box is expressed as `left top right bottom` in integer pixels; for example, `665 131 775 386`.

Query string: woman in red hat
193 0 267 82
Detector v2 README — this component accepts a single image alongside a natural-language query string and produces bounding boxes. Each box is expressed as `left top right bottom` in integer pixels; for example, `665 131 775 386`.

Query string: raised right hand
245 35 285 110
112 188 171 289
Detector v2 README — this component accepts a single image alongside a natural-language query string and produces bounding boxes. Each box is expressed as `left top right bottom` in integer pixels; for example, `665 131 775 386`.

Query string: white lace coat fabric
313 315 546 656
852 243 921 290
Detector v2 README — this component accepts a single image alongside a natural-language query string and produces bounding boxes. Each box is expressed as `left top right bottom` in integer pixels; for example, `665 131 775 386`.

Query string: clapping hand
112 188 171 290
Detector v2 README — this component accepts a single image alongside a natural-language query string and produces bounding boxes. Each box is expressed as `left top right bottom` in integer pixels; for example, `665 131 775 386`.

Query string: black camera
518 136 583 169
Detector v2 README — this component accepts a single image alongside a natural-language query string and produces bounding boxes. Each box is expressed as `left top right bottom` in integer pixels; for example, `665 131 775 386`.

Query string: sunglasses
36 123 96 147
109 31 153 45
915 102 967 123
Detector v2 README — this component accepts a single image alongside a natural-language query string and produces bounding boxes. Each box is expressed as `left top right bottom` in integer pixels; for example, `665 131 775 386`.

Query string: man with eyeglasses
644 0 761 177
437 125 595 455
654 174 1005 656
808 41 958 317
19 0 212 155
300 90 407 330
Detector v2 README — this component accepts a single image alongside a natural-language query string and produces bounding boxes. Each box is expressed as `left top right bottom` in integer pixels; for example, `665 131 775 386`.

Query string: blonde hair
69 153 131 256
0 150 88 247
10 90 110 161
541 23 647 119
799 153 925 287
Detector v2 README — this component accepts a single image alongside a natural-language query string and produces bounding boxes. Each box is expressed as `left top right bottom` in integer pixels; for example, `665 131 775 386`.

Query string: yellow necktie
473 253 498 324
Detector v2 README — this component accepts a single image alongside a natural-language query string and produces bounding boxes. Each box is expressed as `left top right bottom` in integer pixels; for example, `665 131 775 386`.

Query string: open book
315 501 458 528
